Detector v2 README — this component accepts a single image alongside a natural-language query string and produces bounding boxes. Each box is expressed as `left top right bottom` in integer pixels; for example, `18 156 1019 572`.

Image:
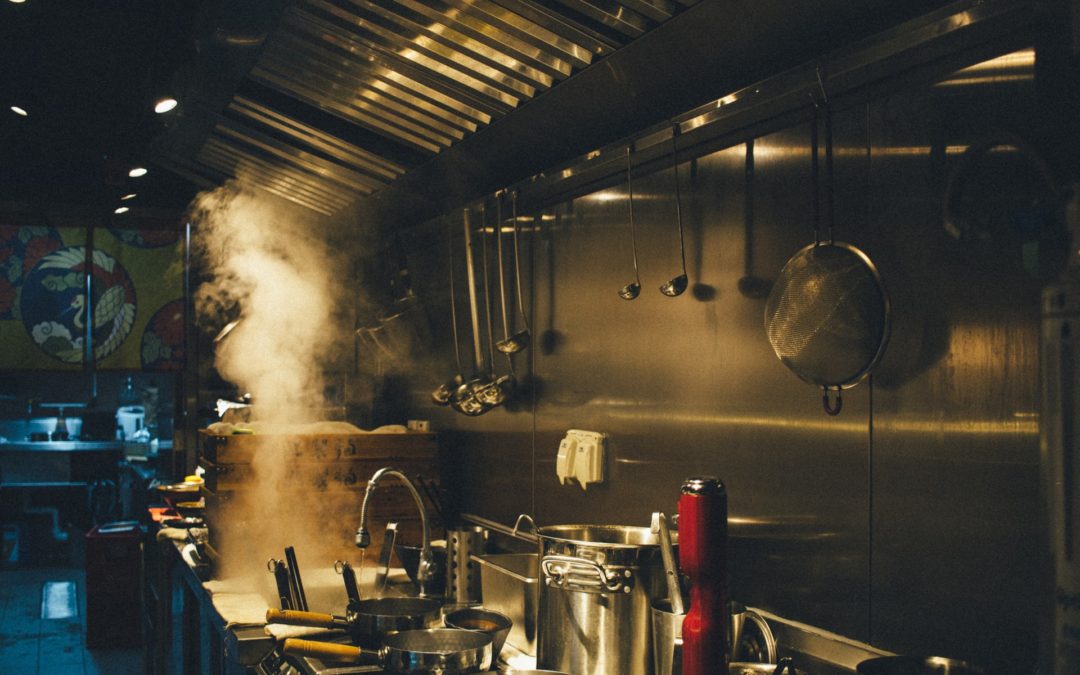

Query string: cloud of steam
186 180 440 599
188 180 370 597
190 181 348 425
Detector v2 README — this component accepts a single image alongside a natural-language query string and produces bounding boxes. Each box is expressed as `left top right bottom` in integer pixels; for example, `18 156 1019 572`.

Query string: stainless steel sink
0 417 85 443
0 429 121 486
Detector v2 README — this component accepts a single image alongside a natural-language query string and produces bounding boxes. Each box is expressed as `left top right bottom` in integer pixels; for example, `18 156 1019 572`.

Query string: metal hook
822 387 842 416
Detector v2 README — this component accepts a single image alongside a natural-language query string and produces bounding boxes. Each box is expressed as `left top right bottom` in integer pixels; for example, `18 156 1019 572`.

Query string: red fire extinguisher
679 476 729 674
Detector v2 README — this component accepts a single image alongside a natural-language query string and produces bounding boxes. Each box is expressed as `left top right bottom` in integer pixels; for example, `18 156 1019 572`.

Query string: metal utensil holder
446 525 486 604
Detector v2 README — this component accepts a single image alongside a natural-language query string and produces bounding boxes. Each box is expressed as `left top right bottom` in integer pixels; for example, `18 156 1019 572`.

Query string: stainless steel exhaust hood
157 0 956 221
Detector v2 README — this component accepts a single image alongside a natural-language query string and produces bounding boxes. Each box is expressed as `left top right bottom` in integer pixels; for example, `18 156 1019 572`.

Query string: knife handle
273 561 294 610
341 561 361 602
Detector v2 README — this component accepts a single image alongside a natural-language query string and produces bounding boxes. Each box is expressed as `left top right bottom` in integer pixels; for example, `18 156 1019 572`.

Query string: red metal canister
678 476 728 674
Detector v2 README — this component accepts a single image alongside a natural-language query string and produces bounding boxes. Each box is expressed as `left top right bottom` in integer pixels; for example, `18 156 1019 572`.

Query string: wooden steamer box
197 430 442 568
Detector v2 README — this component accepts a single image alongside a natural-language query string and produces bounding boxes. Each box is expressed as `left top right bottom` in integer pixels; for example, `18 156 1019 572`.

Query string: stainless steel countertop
0 441 123 451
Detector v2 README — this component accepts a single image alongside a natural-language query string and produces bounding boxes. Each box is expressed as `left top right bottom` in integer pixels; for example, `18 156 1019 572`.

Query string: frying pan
283 628 492 674
764 102 889 415
267 597 442 648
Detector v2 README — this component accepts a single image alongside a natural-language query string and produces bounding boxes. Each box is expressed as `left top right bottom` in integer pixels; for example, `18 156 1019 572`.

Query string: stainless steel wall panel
481 120 874 639
866 73 1042 672
395 42 1046 673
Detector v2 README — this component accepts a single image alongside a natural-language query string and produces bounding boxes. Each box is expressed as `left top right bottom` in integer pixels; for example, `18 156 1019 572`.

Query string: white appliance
115 405 145 440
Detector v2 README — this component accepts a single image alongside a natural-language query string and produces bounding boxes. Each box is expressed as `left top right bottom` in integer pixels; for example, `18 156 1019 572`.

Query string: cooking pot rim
537 524 661 547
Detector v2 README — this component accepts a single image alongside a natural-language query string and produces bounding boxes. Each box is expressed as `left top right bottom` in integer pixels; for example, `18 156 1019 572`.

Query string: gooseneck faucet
355 467 437 597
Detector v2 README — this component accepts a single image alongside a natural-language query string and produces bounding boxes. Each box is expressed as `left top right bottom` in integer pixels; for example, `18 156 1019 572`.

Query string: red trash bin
85 521 143 648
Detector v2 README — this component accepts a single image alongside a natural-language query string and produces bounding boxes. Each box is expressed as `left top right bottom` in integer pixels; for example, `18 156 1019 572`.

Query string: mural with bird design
20 246 136 363
0 223 183 370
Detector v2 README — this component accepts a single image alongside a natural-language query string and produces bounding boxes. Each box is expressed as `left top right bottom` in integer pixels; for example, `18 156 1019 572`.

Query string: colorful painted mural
0 220 184 371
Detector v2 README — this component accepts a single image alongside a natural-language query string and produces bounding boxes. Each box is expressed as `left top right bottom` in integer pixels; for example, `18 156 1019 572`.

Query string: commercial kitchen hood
154 0 957 225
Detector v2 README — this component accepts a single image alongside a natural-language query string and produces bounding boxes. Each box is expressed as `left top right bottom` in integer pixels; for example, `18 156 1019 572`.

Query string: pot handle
282 638 381 670
265 608 346 629
741 607 778 664
542 555 632 594
512 513 537 538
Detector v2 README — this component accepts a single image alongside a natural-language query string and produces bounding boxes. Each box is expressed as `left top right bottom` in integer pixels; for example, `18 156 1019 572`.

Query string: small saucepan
444 607 512 661
283 628 492 674
267 596 442 648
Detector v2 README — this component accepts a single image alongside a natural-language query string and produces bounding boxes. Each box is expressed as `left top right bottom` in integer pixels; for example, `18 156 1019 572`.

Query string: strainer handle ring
822 387 843 416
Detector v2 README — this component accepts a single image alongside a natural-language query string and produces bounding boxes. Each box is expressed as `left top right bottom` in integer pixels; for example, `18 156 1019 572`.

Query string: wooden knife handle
283 638 363 662
265 608 338 627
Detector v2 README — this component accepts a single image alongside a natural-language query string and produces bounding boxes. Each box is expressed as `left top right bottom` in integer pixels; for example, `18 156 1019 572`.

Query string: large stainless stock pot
535 524 666 675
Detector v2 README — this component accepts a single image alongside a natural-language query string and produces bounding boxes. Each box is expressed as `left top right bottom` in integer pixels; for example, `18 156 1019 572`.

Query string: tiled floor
0 566 141 674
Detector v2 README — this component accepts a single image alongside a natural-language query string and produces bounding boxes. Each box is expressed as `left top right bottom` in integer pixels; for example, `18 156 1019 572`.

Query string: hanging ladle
432 216 465 405
509 190 531 346
476 203 509 409
618 145 642 300
450 207 491 416
660 123 689 297
737 138 773 299
495 191 529 354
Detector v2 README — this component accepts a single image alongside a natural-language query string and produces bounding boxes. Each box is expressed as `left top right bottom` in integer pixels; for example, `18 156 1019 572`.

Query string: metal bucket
536 524 665 675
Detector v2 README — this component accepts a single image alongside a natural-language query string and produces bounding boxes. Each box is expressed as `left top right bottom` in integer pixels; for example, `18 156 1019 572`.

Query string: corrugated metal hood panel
162 0 953 220
165 0 691 214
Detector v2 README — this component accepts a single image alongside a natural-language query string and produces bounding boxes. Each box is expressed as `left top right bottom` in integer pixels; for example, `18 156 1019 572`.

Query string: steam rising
191 182 347 424
189 181 361 603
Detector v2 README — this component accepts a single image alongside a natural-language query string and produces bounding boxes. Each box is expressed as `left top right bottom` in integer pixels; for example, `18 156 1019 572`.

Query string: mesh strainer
764 98 890 414
764 242 889 388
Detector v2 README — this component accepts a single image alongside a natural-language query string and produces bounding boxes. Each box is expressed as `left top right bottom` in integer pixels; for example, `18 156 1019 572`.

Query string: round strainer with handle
764 242 889 394
764 98 890 415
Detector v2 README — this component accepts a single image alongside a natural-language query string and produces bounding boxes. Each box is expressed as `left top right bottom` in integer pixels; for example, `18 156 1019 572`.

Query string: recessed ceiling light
9 0 27 5
114 206 130 215
153 97 178 114
121 193 137 201
128 167 148 178
10 106 28 117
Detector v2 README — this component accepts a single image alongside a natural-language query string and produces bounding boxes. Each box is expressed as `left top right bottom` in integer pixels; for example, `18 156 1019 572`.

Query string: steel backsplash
396 46 1048 671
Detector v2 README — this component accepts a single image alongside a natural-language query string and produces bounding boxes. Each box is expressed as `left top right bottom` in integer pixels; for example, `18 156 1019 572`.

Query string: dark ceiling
0 0 206 213
0 0 963 226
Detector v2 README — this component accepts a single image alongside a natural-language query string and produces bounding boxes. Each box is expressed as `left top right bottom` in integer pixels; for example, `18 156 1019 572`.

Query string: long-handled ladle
618 145 642 300
477 206 509 409
495 192 529 354
660 123 688 297
451 207 491 416
432 216 465 405
509 190 532 345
